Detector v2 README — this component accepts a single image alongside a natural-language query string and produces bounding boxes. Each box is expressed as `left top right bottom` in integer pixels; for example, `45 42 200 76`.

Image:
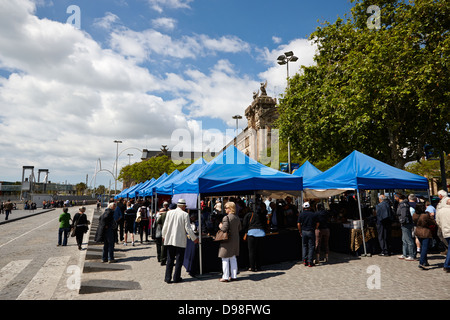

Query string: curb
0 208 56 225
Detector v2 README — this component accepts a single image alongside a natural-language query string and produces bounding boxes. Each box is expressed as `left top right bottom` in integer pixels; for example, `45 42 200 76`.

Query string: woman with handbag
218 202 242 282
413 202 437 270
72 206 90 250
243 203 267 272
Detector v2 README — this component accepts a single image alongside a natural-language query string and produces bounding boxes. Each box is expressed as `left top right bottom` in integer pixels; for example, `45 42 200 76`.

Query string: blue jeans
102 227 115 262
418 238 430 266
401 224 415 258
302 230 315 264
58 227 70 246
445 237 450 269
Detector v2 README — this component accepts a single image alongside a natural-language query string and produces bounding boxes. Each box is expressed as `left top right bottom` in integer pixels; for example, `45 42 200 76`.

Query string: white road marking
0 217 58 249
0 259 32 292
17 256 71 300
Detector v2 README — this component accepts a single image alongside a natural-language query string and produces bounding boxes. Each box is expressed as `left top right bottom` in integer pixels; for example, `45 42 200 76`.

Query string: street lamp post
114 140 122 195
127 153 133 165
232 115 242 147
277 51 298 173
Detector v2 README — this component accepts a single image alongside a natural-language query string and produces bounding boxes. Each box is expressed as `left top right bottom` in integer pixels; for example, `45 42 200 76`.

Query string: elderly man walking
161 199 198 283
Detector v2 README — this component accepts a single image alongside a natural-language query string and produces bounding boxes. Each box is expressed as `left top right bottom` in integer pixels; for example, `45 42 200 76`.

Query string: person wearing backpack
396 193 416 261
137 205 150 244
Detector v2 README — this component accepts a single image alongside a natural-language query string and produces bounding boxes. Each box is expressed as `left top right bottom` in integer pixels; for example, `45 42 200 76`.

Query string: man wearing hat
297 202 319 267
161 199 199 283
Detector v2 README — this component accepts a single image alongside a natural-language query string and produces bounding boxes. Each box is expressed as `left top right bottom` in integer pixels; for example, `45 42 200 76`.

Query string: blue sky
0 0 354 188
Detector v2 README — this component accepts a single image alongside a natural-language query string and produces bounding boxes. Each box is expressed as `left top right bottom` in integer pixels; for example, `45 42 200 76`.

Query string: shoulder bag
214 215 230 242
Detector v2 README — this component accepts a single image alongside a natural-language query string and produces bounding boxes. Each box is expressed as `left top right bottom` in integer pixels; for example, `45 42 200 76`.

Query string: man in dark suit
376 195 394 256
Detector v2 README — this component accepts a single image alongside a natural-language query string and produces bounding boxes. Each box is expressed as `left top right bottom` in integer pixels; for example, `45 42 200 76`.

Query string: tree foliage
276 0 449 168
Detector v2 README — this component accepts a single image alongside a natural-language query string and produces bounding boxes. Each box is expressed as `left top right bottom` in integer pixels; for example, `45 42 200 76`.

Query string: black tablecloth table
183 229 302 276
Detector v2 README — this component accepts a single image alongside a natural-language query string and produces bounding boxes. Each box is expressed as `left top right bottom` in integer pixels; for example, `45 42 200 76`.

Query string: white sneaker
123 242 127 246
405 256 415 261
398 255 406 259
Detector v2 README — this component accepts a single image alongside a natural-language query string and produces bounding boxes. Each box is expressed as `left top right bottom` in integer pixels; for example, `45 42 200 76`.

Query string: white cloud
0 0 317 187
272 36 282 44
93 12 120 30
109 27 251 62
0 0 190 185
258 38 318 97
151 17 177 31
147 0 193 13
164 59 259 127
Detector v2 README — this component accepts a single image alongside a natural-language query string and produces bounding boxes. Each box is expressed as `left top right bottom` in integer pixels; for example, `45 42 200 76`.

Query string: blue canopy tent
128 178 156 199
292 160 322 180
303 150 429 256
151 169 180 195
171 152 229 209
172 145 303 275
115 185 133 199
303 150 429 198
292 160 322 212
115 178 155 199
155 158 207 196
198 146 303 196
137 172 168 198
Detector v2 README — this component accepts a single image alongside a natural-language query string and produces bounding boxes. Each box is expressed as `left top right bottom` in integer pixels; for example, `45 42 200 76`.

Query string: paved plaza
2 206 449 306
76 208 450 302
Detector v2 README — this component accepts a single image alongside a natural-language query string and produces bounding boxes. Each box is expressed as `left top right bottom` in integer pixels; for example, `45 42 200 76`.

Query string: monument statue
260 80 268 96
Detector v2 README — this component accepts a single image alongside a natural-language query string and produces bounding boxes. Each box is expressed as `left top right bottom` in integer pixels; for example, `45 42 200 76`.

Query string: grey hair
408 194 417 201
108 202 116 209
379 195 386 201
438 190 448 198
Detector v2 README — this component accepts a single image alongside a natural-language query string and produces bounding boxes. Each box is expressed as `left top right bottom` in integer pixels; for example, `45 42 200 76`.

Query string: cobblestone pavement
77 208 450 301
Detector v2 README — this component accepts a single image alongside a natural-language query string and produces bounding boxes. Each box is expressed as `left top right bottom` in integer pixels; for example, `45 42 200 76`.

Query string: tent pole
198 194 203 275
300 191 304 213
356 189 368 257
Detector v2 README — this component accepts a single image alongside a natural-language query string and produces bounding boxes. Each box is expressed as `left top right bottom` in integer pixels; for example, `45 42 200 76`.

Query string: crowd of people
55 188 450 284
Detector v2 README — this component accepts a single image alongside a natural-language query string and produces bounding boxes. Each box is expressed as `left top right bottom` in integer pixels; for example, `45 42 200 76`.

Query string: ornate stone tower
241 81 278 160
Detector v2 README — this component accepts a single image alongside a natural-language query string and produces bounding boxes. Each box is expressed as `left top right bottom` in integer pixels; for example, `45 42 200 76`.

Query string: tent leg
356 190 368 257
198 194 203 275
300 191 304 213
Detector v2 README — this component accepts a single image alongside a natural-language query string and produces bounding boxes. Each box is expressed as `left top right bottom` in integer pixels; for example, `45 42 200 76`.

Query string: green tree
75 182 87 196
276 0 449 169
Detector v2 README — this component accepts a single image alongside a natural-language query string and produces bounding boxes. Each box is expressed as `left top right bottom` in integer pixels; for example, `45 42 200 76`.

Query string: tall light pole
127 153 133 165
277 51 298 173
232 115 242 147
114 140 122 195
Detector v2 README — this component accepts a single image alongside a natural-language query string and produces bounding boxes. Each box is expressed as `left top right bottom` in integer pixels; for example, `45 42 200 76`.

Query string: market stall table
183 229 302 276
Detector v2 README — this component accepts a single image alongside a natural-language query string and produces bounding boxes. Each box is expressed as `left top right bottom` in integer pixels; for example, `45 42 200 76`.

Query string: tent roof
303 150 428 196
155 159 207 195
292 160 322 180
137 172 168 197
197 146 302 195
115 178 155 199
